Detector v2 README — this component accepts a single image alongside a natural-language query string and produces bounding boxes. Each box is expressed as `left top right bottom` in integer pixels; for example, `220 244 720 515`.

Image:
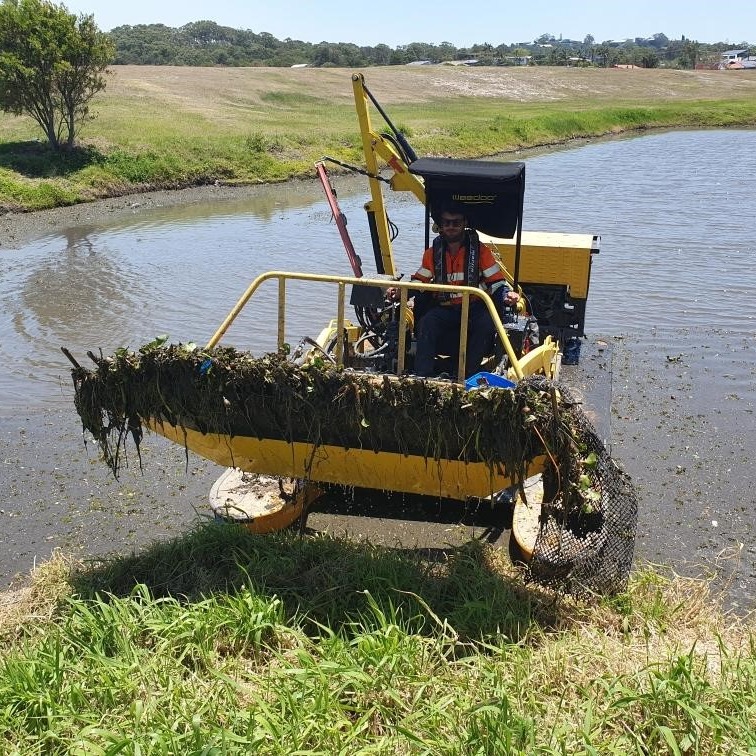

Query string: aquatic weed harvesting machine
66 74 637 595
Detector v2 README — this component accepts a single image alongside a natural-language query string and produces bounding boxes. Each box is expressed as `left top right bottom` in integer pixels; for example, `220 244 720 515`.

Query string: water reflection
21 227 144 346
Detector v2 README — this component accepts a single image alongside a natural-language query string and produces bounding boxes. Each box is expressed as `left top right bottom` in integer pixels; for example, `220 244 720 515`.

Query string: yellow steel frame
144 74 597 510
351 72 426 277
151 419 547 500
160 73 598 504
150 268 560 499
350 72 596 314
157 268 560 499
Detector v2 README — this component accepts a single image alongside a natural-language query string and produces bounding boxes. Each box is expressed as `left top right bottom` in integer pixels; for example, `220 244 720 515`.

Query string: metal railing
205 271 525 381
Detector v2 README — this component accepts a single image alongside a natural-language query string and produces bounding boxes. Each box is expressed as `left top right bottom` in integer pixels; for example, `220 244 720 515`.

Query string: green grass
2 67 756 212
260 90 329 107
407 99 756 157
1 525 754 754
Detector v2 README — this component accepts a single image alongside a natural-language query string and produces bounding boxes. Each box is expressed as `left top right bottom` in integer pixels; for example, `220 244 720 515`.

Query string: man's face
439 213 466 244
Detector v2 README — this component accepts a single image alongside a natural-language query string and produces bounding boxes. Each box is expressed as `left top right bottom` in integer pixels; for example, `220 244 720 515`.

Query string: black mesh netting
524 376 638 597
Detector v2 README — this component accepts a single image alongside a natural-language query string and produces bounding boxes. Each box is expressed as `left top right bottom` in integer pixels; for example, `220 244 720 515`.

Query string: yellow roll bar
205 271 527 381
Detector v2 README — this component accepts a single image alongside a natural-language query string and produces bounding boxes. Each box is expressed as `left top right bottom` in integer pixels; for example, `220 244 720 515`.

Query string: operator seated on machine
391 202 519 379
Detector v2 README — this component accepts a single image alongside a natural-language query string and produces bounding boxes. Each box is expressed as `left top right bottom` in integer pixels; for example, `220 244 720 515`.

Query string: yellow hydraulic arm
351 72 426 277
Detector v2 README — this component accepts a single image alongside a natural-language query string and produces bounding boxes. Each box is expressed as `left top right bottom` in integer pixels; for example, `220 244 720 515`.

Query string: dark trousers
414 301 497 378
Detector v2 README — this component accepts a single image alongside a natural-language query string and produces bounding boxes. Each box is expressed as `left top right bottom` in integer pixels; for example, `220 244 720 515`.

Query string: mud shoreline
0 184 282 250
0 132 610 250
1 337 752 614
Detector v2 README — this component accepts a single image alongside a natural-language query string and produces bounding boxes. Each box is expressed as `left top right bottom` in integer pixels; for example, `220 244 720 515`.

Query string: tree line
109 23 749 69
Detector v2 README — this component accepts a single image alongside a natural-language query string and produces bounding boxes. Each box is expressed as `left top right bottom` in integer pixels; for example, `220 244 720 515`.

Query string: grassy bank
1 66 756 212
1 525 754 754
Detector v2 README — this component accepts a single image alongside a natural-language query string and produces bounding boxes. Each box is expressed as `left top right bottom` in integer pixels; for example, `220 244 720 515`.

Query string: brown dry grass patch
107 64 756 119
0 551 73 643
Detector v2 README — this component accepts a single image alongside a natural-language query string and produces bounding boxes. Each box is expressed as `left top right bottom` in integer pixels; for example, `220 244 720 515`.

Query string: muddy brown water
1 130 754 611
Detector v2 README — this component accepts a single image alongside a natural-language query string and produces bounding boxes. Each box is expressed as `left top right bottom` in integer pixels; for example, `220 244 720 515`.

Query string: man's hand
503 290 520 307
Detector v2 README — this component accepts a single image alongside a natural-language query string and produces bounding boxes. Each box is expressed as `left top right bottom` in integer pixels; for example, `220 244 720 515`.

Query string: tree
651 33 669 49
593 43 612 67
677 40 699 69
0 0 114 150
547 46 568 66
313 42 341 66
371 43 392 66
438 41 456 62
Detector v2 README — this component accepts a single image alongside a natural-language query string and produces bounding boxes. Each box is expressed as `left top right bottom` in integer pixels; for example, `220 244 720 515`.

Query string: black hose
380 131 413 169
363 82 419 163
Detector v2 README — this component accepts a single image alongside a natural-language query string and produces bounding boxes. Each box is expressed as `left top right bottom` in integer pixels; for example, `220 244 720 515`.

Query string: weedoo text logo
452 194 496 204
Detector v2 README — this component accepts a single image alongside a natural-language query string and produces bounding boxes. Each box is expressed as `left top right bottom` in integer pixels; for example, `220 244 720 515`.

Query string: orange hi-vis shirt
411 242 508 306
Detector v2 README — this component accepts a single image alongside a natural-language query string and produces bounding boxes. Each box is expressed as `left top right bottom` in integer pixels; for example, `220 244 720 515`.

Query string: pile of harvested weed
70 344 555 479
68 343 637 595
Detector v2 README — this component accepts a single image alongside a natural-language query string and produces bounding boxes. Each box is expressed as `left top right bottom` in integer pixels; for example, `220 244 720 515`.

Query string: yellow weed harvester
68 74 636 594
314 73 599 377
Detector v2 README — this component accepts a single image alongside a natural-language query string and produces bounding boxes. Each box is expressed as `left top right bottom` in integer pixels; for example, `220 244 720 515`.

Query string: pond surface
2 129 755 407
1 129 754 609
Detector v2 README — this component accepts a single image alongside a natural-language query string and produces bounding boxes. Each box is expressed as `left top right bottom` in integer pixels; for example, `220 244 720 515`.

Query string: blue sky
62 0 754 46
